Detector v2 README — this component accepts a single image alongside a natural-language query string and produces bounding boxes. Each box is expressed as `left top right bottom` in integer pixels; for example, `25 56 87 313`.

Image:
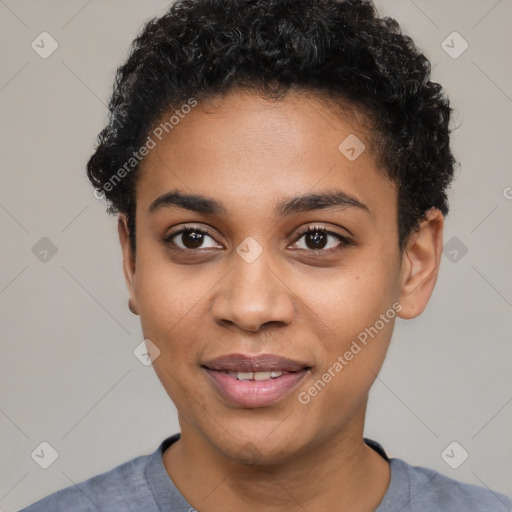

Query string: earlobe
118 215 140 316
397 207 444 319
128 298 138 315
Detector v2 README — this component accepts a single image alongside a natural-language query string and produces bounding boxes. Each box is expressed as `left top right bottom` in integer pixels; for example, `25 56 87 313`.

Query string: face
119 90 442 465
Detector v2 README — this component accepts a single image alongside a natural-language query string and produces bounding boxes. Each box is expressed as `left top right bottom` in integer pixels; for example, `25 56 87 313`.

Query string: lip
202 353 311 408
203 353 310 373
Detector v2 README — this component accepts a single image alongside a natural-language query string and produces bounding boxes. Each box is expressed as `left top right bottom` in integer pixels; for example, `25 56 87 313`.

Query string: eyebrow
148 189 370 217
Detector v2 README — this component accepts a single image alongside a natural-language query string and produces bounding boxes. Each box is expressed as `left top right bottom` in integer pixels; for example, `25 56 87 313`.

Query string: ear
118 214 139 316
397 207 444 319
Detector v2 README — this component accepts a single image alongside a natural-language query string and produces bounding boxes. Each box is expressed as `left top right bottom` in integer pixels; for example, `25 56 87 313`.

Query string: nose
210 248 295 332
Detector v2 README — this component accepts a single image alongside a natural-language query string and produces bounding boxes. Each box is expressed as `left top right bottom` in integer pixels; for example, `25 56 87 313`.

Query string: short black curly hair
87 0 456 256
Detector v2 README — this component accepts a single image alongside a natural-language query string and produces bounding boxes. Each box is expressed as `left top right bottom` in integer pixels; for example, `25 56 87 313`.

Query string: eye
162 224 352 254
162 225 222 251
290 225 352 252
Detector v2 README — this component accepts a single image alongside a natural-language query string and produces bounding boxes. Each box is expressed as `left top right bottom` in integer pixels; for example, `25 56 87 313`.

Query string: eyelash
161 224 353 255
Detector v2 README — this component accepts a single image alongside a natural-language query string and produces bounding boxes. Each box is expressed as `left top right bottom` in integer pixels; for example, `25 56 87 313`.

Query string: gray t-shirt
19 433 512 511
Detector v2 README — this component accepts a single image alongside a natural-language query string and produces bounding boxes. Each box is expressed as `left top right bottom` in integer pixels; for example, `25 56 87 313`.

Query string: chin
207 421 311 466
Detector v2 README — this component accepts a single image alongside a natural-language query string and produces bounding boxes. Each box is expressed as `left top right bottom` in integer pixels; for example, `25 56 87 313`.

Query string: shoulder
389 458 512 511
18 453 155 512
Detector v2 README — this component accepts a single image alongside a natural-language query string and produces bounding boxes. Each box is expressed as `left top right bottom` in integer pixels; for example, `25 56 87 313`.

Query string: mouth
202 353 312 408
203 353 311 373
214 370 292 381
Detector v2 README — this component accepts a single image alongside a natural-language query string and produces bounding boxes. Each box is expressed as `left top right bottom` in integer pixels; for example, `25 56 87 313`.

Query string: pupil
306 230 326 250
184 230 204 249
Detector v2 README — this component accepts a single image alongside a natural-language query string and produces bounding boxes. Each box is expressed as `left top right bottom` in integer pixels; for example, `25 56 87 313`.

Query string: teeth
253 371 271 381
237 372 254 380
224 370 285 380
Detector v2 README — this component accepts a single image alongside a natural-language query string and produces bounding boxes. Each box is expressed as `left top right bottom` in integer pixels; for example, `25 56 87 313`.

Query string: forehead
135 90 396 220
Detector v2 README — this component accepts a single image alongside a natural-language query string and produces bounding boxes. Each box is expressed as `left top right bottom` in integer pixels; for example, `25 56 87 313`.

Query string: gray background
1 0 511 510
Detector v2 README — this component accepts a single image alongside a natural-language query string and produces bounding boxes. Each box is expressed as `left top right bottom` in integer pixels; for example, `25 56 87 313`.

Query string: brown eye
163 226 222 251
303 229 328 250
177 229 207 249
291 226 351 252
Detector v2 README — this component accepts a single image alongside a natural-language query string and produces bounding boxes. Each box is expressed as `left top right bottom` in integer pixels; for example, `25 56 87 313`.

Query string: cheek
297 300 396 428
134 255 209 337
290 256 399 396
299 263 398 336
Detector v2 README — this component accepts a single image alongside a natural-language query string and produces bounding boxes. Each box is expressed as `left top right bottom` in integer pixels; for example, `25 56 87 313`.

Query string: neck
163 402 390 512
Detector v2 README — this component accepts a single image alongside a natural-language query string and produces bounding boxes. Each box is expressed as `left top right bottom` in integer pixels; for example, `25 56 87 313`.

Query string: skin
118 90 444 511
